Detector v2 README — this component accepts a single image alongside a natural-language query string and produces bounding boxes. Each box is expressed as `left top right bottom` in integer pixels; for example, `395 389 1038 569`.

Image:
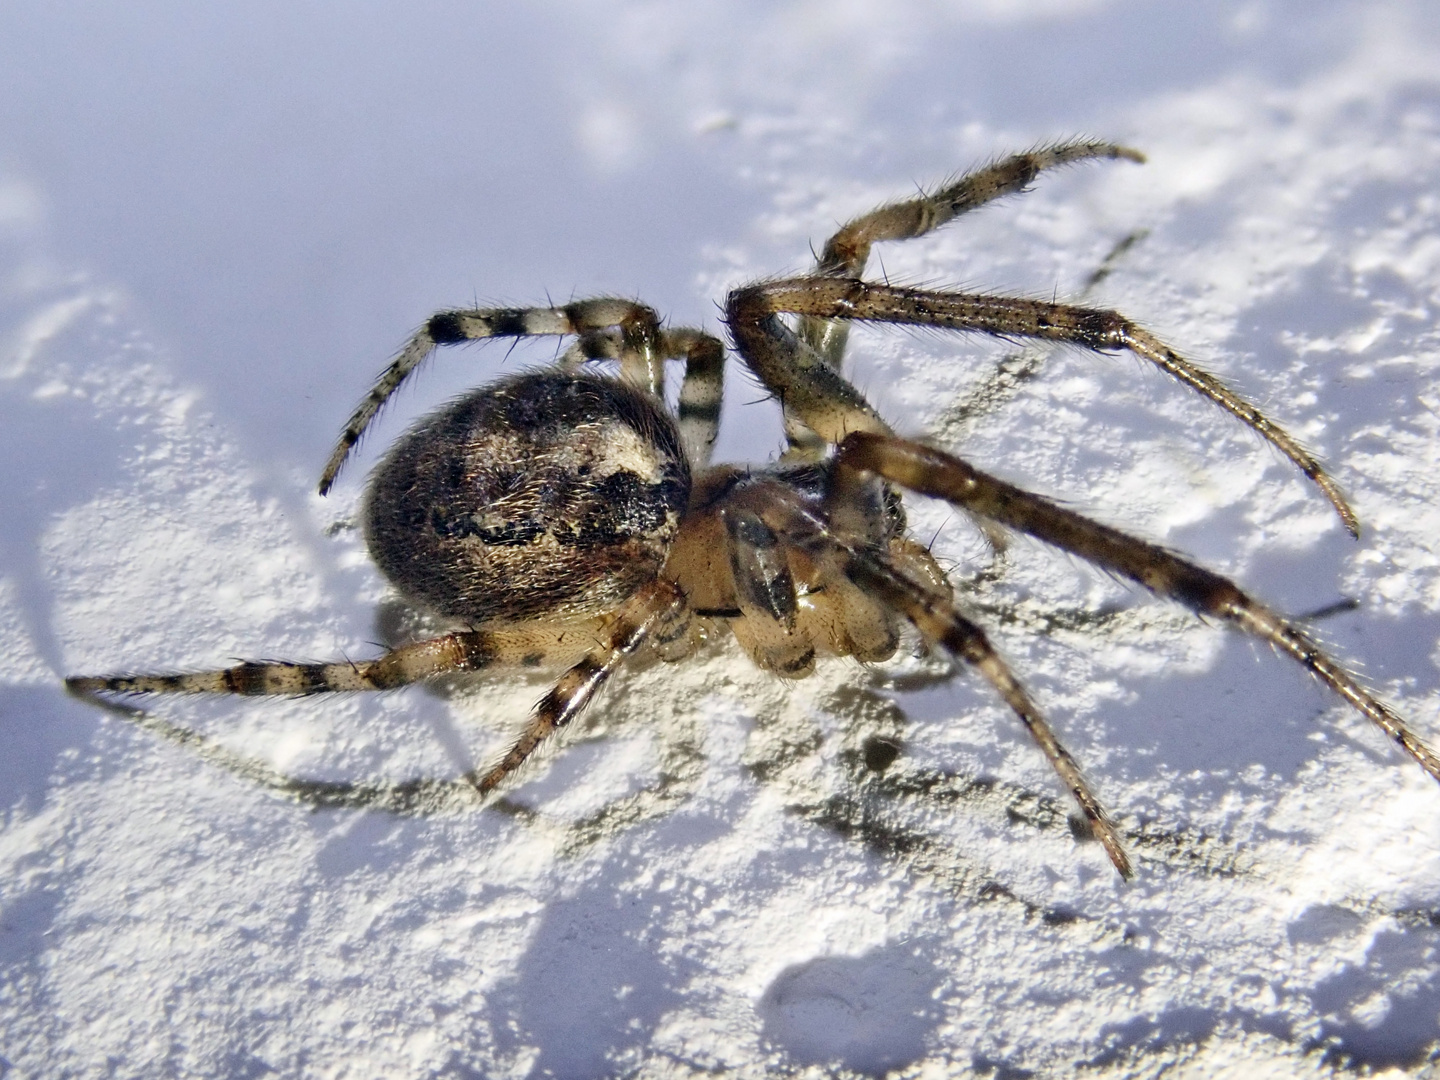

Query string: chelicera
69 141 1440 878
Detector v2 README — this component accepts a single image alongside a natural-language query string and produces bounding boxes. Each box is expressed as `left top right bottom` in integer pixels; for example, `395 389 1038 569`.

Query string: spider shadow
485 850 701 1077
1308 920 1440 1071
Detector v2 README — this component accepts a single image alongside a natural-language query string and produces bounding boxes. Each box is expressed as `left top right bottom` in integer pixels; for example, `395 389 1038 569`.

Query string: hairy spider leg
915 227 1150 559
832 432 1440 787
731 278 1359 534
751 485 1133 878
559 325 726 469
67 630 506 696
468 579 690 793
66 583 692 810
320 299 725 492
669 328 727 470
320 298 660 492
725 276 1437 868
934 227 1150 448
785 140 1145 458
63 627 593 813
65 620 602 703
847 553 1133 878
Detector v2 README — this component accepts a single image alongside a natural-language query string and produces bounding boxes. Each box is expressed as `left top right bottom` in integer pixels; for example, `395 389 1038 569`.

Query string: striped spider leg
723 274 1439 876
68 581 692 813
320 298 726 491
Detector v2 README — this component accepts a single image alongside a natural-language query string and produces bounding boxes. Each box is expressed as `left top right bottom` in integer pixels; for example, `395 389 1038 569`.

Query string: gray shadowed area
759 943 943 1075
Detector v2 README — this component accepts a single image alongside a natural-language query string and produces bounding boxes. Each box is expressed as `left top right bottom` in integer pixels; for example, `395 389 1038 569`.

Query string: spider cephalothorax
69 141 1440 878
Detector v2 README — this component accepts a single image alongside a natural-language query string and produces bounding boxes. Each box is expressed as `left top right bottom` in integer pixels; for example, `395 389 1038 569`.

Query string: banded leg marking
835 431 1440 785
534 324 726 469
758 489 1131 877
66 606 683 812
787 140 1144 457
816 141 1145 282
319 298 665 493
66 631 501 697
468 580 689 795
669 328 725 469
728 277 1357 534
801 139 1145 368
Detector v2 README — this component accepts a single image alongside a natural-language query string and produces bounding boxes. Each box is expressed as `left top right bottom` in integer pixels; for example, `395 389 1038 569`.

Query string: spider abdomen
364 371 690 623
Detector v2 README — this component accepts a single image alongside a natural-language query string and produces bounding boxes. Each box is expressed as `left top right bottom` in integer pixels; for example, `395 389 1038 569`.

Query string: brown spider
67 140 1440 879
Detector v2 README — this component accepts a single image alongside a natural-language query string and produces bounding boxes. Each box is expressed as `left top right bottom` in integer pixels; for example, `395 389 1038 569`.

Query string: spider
67 140 1440 879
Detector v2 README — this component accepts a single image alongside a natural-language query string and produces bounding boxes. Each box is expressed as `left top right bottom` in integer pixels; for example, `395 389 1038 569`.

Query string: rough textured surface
3 1 1440 1076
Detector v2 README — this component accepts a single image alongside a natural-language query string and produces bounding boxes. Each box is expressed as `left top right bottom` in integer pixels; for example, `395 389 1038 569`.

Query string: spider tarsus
1315 473 1361 538
317 435 355 496
1225 603 1440 784
1089 814 1135 880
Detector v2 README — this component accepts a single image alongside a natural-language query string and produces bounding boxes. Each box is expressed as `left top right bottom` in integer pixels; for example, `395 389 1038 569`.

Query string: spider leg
565 326 726 469
67 586 689 810
66 630 507 696
755 489 1132 877
847 551 1132 878
832 431 1440 785
669 328 726 470
728 277 1359 535
320 297 669 493
801 139 1144 365
785 140 1144 458
66 629 581 813
468 579 690 794
932 228 1150 447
